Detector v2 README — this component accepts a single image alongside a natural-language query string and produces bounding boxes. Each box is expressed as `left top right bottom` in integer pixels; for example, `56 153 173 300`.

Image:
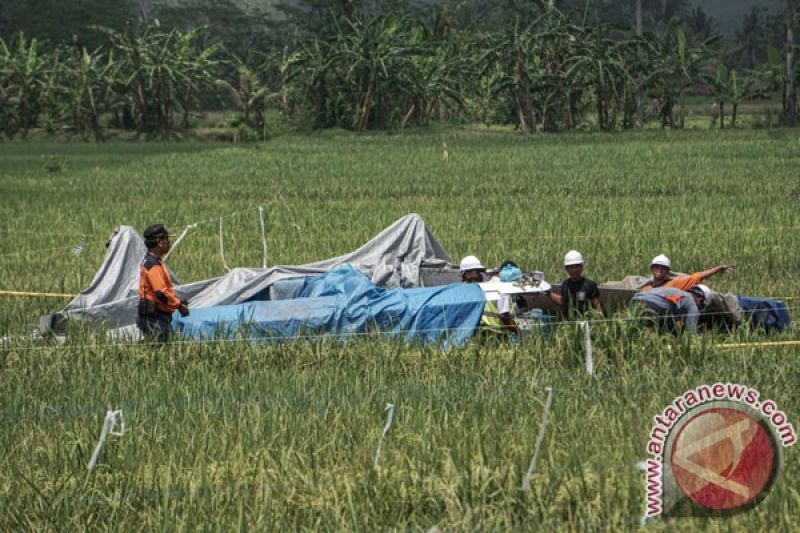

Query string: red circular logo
670 407 777 511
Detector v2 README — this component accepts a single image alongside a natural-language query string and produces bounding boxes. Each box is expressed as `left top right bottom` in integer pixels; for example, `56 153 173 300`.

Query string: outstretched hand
718 264 734 275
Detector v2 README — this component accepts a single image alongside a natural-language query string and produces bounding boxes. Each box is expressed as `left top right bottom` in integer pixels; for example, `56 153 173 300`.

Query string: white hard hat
459 255 485 272
690 284 713 308
650 254 671 269
564 250 584 267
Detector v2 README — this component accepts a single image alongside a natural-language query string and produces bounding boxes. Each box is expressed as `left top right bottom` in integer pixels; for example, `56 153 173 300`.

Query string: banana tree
482 19 544 132
97 23 221 137
0 33 55 138
403 32 467 126
485 21 539 133
331 15 421 131
650 28 717 128
564 26 633 130
783 0 797 126
60 47 118 140
215 54 280 138
286 39 338 128
702 63 746 129
482 5 579 133
172 28 221 129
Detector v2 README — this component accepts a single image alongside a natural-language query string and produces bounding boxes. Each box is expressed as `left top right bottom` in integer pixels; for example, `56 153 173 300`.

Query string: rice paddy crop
1 128 799 530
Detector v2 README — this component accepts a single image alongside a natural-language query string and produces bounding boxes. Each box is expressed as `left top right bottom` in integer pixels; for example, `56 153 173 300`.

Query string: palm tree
288 14 445 131
215 54 280 139
330 15 421 131
406 37 467 126
564 25 632 130
96 23 221 137
0 33 55 138
60 46 117 140
650 27 716 128
783 0 797 127
734 7 767 70
482 6 572 133
685 6 716 43
703 64 744 129
641 0 689 28
494 21 538 132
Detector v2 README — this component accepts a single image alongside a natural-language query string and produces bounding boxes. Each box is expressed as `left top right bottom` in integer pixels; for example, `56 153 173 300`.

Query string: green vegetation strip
1 130 799 529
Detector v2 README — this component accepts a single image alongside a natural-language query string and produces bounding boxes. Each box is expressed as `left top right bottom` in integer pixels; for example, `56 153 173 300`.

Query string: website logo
644 384 795 519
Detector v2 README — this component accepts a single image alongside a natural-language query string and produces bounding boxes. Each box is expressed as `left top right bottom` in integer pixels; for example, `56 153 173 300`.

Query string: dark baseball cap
143 224 170 240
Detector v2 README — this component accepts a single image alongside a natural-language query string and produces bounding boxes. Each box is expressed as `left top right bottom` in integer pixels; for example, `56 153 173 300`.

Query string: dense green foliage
0 27 223 140
1 129 799 528
1 1 799 137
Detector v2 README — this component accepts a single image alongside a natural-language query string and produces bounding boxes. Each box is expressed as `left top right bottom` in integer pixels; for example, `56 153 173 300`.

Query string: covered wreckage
40 214 790 344
41 214 486 345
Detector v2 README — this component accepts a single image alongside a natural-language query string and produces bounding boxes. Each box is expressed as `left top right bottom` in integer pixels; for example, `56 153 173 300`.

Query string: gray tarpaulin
70 226 147 308
41 214 454 336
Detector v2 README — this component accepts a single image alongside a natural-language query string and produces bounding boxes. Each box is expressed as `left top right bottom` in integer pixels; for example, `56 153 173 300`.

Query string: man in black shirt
548 250 603 317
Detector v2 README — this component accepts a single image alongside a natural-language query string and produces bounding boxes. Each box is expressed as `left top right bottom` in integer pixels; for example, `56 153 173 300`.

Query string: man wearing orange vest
137 224 189 342
638 254 733 292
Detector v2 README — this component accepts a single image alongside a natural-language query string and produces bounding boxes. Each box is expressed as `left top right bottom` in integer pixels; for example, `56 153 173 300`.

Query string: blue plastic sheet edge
172 266 486 348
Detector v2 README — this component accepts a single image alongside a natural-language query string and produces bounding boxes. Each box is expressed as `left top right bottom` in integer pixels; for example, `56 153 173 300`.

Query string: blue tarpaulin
173 266 486 347
737 296 792 333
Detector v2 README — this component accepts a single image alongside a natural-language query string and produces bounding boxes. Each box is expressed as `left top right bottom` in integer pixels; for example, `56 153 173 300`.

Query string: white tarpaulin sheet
42 214 454 336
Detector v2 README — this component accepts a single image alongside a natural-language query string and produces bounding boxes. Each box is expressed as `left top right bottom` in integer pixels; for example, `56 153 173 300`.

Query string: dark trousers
638 303 680 334
136 312 173 343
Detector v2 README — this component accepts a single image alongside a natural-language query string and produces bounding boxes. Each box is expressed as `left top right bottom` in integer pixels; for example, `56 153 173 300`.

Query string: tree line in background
0 0 798 139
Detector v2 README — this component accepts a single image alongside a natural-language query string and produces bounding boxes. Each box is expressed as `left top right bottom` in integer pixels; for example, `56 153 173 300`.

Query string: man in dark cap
137 224 189 342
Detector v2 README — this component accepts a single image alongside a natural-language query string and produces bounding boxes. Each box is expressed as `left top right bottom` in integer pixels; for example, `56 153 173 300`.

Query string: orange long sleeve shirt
639 273 703 293
139 254 181 313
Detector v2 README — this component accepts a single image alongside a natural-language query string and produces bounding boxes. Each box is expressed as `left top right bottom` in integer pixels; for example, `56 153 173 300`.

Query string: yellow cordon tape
716 340 800 350
0 290 74 298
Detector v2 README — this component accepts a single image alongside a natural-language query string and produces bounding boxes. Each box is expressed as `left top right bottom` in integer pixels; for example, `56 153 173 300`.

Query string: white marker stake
219 218 231 272
373 403 395 470
522 387 553 491
88 410 125 471
258 206 268 269
581 321 594 376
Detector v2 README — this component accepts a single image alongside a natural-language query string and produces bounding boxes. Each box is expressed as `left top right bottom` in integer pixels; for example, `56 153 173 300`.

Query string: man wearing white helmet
689 284 713 312
548 250 603 317
459 255 486 283
459 255 519 335
639 254 734 293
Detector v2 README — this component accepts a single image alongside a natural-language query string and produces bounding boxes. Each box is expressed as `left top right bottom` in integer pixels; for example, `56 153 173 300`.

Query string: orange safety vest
139 254 181 314
640 273 703 293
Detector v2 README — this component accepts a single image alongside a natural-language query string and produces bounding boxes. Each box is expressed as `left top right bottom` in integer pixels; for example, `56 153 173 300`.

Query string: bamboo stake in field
219 218 231 272
521 387 553 491
258 206 268 268
581 321 594 376
373 403 395 471
88 410 125 471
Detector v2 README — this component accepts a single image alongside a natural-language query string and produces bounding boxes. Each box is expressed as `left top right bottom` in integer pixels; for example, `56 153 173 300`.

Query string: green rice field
1 128 799 530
